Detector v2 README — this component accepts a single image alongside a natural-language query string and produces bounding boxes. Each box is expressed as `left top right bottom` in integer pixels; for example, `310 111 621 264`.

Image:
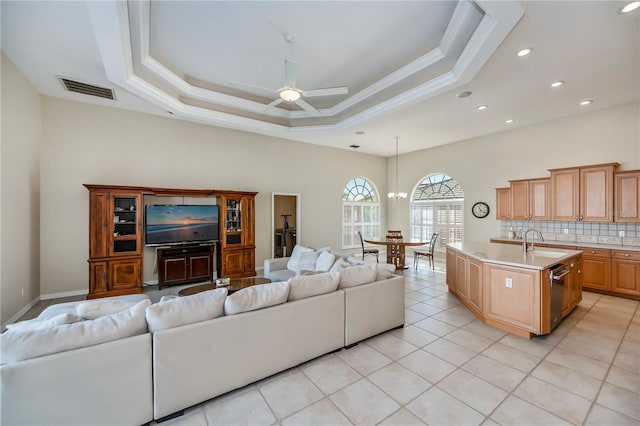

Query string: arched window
342 177 381 248
410 173 464 249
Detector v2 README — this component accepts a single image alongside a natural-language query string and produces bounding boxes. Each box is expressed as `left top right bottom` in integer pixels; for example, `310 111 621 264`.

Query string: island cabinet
483 265 542 335
445 248 483 317
611 250 640 296
563 258 583 316
509 178 550 221
217 193 256 278
85 185 143 299
614 170 640 222
446 242 583 339
549 163 618 222
495 187 511 220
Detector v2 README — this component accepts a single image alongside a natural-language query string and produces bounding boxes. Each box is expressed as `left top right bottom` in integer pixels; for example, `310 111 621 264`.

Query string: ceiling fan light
280 88 301 102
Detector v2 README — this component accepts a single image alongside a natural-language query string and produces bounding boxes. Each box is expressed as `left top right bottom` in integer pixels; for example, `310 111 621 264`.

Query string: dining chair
414 232 439 269
357 231 379 262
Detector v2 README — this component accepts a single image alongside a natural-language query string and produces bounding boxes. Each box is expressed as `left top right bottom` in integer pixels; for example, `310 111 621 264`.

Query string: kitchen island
446 242 583 339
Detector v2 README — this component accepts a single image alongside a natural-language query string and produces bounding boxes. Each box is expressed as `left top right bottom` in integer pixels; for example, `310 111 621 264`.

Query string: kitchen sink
527 249 568 258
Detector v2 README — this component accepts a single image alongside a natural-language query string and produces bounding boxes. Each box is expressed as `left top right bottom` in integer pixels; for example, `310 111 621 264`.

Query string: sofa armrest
263 257 290 276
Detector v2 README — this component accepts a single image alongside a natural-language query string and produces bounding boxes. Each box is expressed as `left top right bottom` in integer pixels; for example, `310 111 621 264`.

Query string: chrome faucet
523 229 544 254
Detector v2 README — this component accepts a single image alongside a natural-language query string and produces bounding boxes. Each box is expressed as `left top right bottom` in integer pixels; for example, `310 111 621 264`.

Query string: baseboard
40 289 88 300
2 296 41 329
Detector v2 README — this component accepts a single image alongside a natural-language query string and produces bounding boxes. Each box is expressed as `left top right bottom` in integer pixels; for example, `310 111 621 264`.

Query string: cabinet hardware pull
623 254 631 257
590 251 596 254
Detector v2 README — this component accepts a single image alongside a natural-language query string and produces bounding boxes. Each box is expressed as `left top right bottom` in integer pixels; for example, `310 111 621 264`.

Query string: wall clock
472 202 490 218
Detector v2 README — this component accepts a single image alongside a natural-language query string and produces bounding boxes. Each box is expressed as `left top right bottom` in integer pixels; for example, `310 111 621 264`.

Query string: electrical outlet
505 278 513 288
619 230 625 237
563 228 569 234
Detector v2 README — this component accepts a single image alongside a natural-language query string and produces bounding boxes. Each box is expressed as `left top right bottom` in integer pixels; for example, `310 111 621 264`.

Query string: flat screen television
145 204 219 246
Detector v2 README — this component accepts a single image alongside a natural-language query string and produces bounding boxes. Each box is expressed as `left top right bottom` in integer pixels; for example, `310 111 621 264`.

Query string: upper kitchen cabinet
509 178 549 221
549 163 618 222
614 170 640 222
495 187 511 220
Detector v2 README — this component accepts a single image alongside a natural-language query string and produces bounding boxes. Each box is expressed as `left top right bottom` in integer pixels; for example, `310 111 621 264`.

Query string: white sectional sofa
1 260 403 425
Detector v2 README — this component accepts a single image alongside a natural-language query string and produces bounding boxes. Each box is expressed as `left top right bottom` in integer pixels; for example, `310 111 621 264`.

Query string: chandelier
388 136 407 200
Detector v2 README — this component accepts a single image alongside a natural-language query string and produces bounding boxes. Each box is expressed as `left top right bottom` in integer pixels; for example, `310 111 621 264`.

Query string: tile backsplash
500 220 640 246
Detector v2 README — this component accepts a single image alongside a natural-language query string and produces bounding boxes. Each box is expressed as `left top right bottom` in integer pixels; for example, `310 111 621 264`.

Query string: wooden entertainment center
84 184 257 299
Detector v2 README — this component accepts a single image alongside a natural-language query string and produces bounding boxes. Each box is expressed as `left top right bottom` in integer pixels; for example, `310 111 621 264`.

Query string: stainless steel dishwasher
549 263 570 331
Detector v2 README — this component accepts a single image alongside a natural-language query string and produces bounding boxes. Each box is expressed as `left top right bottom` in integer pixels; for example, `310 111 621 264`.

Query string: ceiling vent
58 77 115 100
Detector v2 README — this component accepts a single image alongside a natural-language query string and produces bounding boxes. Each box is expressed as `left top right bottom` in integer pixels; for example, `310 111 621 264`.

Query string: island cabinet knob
590 251 597 254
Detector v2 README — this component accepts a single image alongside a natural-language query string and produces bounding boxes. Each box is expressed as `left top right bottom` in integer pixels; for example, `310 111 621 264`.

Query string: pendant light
388 136 407 200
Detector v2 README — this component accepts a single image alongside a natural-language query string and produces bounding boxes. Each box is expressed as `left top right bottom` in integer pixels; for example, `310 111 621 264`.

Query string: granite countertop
490 237 640 253
448 242 583 270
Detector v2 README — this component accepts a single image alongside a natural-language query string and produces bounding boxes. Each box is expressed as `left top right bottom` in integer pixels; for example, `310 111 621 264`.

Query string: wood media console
157 244 216 289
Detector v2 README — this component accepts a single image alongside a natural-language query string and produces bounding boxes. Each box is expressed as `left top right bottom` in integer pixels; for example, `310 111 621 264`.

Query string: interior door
272 193 300 258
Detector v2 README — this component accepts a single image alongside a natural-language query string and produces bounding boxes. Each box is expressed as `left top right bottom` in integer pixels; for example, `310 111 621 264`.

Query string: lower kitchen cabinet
582 249 611 291
612 250 640 296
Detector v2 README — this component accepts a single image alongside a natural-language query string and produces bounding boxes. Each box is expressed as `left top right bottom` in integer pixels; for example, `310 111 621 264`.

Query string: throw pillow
338 263 378 288
376 263 396 280
287 245 315 273
315 251 336 272
5 313 83 333
0 299 150 364
297 250 321 273
76 299 139 320
145 288 227 333
330 259 347 274
288 272 340 301
224 282 290 315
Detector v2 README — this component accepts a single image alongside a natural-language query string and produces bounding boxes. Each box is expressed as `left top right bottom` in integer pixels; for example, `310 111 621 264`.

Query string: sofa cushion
76 299 139 320
288 272 340 301
145 288 227 333
315 251 336 272
0 299 150 364
376 263 397 280
287 245 315 273
224 282 290 315
338 263 378 288
4 313 83 333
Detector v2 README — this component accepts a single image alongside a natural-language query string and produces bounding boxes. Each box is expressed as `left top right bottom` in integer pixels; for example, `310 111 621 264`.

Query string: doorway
272 193 300 258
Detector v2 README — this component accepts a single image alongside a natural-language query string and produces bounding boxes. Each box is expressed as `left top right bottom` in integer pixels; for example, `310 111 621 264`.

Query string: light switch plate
505 278 513 288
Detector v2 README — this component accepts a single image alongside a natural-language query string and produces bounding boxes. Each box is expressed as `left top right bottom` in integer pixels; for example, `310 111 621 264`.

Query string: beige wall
388 102 640 244
40 97 388 295
1 54 42 324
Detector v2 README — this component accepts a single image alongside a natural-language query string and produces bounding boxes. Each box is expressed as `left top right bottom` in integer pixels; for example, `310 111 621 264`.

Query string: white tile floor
152 265 639 426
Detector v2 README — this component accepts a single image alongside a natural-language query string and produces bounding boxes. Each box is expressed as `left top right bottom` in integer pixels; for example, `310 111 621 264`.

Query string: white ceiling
1 1 638 157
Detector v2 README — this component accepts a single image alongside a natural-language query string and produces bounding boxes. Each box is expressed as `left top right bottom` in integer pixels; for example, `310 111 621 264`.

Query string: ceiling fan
232 34 348 115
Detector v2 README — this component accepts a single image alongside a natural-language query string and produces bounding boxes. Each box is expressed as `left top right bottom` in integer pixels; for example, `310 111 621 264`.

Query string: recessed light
551 81 565 88
516 47 533 57
456 91 472 98
355 131 365 135
620 1 640 14
477 105 488 111
580 100 593 106
505 119 514 124
349 144 360 149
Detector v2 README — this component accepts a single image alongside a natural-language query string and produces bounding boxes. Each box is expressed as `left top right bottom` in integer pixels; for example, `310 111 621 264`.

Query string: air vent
58 77 115 100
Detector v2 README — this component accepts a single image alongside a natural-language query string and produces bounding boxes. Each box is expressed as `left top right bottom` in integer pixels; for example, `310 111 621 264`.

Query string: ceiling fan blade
295 98 320 115
285 60 297 88
302 86 349 97
261 98 284 113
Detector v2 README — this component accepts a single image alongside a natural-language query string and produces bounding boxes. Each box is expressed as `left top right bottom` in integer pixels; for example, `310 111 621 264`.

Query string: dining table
364 238 427 270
